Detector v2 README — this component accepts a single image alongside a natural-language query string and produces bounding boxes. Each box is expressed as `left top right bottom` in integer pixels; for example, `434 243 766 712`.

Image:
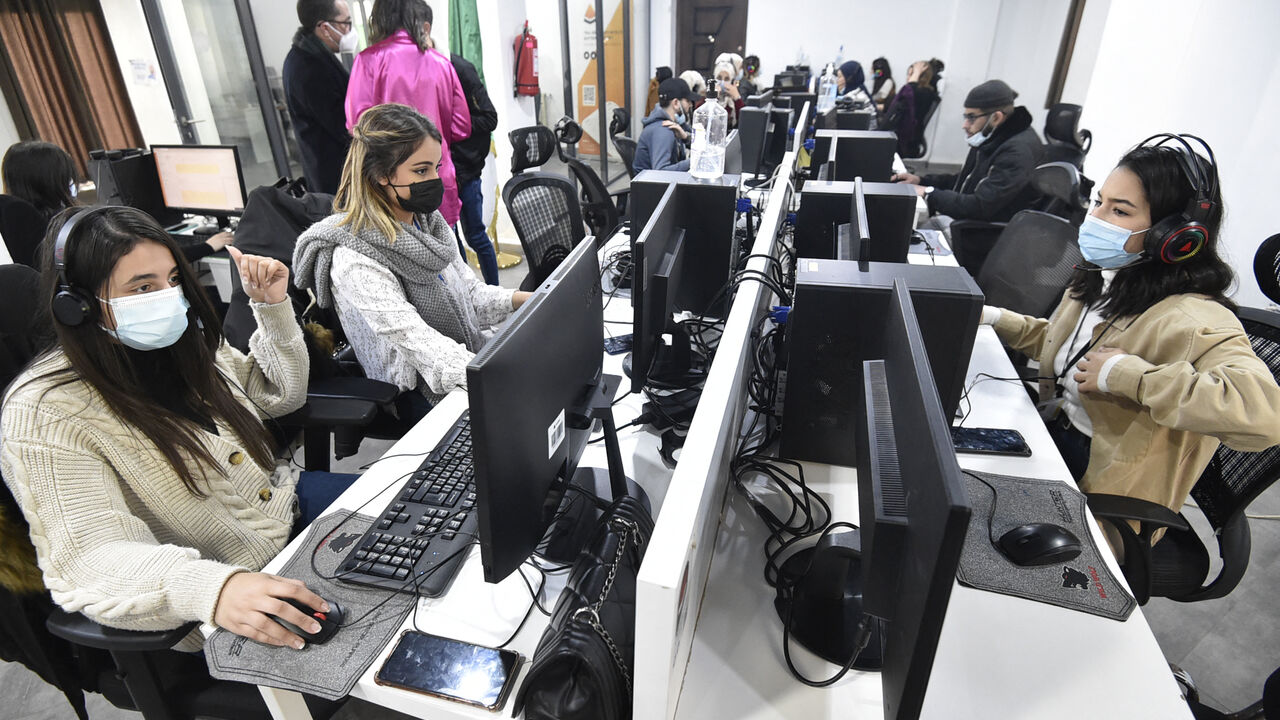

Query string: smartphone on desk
375 630 522 711
950 426 1032 457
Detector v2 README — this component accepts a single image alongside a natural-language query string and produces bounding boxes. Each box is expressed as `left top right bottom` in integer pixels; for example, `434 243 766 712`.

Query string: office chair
1179 663 1279 720
973 209 1083 319
609 107 639 179
553 116 626 240
0 194 45 269
1043 103 1092 169
1086 306 1280 605
1255 233 1280 304
1031 161 1092 226
501 171 588 291
221 180 403 472
901 92 940 160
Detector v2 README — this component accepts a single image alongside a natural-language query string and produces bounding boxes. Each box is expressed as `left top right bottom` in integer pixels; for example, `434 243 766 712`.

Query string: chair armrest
297 397 379 427
47 608 198 652
1085 493 1191 531
308 376 400 405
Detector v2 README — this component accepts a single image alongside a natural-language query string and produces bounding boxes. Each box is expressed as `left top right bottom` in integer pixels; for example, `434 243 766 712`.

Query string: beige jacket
992 292 1280 514
0 300 308 649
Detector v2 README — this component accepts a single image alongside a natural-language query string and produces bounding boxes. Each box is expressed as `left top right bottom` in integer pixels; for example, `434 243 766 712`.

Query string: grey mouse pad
206 511 417 700
955 470 1136 621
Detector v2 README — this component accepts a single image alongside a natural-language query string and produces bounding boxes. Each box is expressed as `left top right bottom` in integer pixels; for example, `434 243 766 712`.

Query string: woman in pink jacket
345 0 470 225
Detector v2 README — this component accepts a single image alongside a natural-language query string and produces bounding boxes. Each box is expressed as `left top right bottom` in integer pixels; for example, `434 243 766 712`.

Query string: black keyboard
338 411 478 597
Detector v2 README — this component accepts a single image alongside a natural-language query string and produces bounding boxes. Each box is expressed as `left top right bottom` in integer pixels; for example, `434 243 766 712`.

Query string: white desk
234 239 669 720
670 277 1192 717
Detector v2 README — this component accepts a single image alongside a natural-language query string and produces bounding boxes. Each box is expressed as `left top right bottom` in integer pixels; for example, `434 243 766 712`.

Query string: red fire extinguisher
513 21 538 97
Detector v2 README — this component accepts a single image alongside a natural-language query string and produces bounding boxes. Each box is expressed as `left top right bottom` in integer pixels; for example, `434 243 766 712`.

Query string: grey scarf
293 211 484 350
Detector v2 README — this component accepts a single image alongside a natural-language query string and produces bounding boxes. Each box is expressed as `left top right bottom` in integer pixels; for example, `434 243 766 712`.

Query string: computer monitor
627 176 738 393
810 130 897 182
774 71 808 91
746 89 774 108
739 106 792 180
836 110 873 131
90 148 185 226
779 259 983 466
151 144 248 231
467 236 628 583
794 179 917 260
857 280 972 720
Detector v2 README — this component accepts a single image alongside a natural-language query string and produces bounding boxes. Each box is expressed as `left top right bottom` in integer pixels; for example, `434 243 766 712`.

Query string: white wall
246 0 299 77
99 0 182 146
743 0 1072 166
1080 0 1280 309
0 94 19 153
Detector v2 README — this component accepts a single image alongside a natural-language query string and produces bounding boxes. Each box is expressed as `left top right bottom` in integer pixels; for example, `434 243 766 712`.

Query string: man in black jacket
282 0 353 195
450 54 500 285
893 79 1043 223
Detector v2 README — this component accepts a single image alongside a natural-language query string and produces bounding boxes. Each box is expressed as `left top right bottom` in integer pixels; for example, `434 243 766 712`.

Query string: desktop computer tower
795 180 918 261
779 260 983 467
810 130 897 182
89 148 184 226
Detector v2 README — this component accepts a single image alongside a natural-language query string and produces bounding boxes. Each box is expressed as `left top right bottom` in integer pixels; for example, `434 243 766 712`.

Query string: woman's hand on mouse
1075 346 1127 393
227 246 289 305
213 572 329 649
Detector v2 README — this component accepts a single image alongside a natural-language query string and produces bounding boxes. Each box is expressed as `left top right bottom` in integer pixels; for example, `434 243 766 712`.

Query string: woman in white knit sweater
1 206 347 651
293 103 529 408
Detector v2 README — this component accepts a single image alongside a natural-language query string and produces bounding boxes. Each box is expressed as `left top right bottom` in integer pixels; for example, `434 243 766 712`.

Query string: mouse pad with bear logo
206 511 417 700
955 470 1136 621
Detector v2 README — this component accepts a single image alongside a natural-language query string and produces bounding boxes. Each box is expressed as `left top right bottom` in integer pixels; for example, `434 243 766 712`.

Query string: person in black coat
449 53 500 285
893 79 1044 223
282 0 354 195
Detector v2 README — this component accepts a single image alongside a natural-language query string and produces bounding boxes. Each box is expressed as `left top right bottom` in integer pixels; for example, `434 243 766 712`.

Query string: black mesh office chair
901 92 940 160
610 107 639 179
553 116 626 240
1086 305 1280 605
973 210 1083 319
504 126 589 291
1031 161 1092 226
221 180 403 472
1043 103 1092 169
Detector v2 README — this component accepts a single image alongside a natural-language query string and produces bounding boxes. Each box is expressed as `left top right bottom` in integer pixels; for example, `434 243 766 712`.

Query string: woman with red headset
981 135 1280 551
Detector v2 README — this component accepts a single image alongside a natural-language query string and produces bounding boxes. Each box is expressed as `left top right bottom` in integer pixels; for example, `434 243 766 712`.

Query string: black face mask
389 177 444 215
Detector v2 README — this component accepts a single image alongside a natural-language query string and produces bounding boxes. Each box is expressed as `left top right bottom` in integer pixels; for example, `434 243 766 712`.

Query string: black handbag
513 495 654 720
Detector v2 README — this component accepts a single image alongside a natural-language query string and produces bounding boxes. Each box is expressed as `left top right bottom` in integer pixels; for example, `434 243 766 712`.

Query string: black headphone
51 207 104 327
1137 133 1219 264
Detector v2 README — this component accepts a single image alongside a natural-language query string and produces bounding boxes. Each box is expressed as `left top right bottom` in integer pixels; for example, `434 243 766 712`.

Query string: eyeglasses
327 18 353 31
961 112 992 123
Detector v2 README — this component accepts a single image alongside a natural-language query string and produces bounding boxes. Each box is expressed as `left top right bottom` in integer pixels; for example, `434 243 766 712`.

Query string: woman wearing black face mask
294 103 529 405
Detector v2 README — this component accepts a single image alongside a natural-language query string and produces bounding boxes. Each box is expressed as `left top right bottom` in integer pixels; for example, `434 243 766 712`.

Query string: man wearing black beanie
892 78 1044 236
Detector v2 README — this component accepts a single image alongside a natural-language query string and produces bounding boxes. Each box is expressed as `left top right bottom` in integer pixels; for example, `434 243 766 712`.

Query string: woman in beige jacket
984 136 1280 536
2 206 349 651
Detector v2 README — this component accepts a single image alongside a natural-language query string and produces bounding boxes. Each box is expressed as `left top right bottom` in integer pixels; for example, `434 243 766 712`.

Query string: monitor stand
621 325 707 391
774 529 884 669
540 373 650 564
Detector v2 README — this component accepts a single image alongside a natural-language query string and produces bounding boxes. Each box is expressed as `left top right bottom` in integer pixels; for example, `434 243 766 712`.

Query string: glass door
142 0 289 190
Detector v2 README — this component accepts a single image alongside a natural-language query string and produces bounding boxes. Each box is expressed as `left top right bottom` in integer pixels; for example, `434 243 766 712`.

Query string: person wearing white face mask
978 137 1280 554
892 79 1044 229
1 205 366 658
283 0 357 194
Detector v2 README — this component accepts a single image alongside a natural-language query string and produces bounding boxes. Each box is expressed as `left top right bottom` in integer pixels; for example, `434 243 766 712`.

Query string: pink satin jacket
346 30 472 224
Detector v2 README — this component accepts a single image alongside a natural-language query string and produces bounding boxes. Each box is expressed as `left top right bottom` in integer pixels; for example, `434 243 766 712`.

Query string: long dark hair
2 141 77 223
369 0 432 51
1067 143 1233 319
12 206 275 496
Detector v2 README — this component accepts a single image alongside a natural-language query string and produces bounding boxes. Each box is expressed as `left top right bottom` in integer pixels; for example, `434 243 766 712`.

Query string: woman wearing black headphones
982 135 1280 543
2 206 353 652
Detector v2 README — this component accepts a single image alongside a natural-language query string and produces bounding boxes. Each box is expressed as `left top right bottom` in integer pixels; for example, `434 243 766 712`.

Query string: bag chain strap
571 516 642 695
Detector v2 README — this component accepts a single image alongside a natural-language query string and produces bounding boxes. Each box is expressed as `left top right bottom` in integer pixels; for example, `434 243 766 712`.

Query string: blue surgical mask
674 108 687 125
1077 214 1149 268
98 285 191 350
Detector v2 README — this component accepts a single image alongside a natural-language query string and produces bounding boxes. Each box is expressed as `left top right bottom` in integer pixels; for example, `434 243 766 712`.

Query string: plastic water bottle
817 64 838 112
690 85 728 180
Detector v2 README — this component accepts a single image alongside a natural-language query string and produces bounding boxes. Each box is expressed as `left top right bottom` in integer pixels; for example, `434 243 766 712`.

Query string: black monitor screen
467 236 603 583
857 280 971 720
151 144 248 217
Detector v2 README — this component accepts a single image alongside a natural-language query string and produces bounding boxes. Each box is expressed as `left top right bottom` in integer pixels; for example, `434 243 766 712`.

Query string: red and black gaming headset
1136 133 1219 265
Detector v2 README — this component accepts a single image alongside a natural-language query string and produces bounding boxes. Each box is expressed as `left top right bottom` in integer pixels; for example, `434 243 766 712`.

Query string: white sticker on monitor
807 260 820 272
547 409 566 459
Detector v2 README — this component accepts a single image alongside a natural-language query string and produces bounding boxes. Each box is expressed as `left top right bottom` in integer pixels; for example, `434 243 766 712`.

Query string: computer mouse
997 523 1082 566
271 598 344 645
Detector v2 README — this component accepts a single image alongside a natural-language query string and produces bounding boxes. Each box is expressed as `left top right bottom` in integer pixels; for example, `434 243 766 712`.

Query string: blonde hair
334 103 442 243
